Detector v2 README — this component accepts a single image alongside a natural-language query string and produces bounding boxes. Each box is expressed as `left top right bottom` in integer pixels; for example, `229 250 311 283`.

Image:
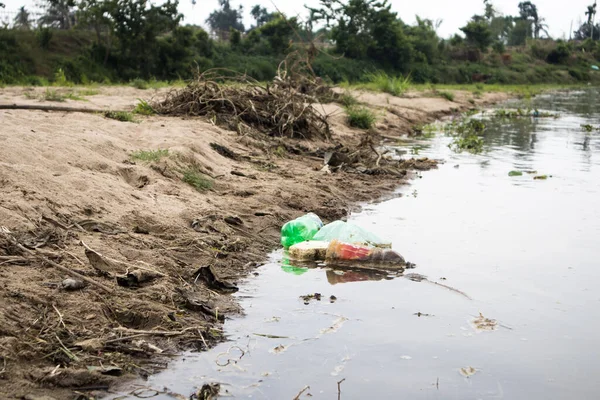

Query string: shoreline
0 86 508 398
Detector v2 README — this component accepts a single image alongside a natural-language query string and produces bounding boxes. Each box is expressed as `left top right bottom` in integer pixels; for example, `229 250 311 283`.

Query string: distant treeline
1 0 599 85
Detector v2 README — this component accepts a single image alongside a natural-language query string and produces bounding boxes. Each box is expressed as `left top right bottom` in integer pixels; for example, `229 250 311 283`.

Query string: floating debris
508 170 523 177
459 366 478 377
471 313 498 331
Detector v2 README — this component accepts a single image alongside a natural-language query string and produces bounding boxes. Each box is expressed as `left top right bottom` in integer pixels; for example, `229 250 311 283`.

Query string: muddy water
116 89 600 399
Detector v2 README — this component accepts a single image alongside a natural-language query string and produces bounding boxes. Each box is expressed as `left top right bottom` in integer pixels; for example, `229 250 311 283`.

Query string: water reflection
281 255 395 285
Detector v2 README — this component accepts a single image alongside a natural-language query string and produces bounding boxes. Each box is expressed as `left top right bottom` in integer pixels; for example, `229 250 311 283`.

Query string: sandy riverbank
0 85 507 398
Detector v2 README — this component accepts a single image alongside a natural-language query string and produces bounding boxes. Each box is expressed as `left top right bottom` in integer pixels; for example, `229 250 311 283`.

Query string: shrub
131 149 169 162
133 99 156 115
182 168 213 191
546 41 571 65
368 71 411 96
131 78 149 90
36 28 53 49
104 111 135 122
346 106 376 129
438 91 455 101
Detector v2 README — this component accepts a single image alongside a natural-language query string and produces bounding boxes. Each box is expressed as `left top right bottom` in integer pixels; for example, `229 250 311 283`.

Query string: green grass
78 88 99 96
438 91 455 102
133 99 156 115
104 111 135 122
130 149 169 162
346 106 376 129
42 89 67 102
339 92 358 107
130 78 149 90
367 71 411 96
182 168 213 191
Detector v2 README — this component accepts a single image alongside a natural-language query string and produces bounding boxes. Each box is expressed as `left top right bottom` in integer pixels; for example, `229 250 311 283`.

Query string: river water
115 89 600 399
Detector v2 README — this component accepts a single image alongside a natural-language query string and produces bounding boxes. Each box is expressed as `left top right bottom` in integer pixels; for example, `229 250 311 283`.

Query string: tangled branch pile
153 56 332 140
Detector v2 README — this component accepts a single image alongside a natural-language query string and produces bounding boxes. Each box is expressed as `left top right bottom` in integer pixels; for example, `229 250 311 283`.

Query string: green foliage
131 78 148 89
104 111 135 122
346 106 376 129
182 168 213 191
133 99 156 115
581 124 600 132
460 20 493 51
339 92 358 107
206 0 244 39
546 41 571 65
54 68 72 86
508 170 523 176
42 89 67 102
438 91 455 101
36 27 53 49
368 71 411 96
308 0 414 70
131 149 169 162
447 118 486 153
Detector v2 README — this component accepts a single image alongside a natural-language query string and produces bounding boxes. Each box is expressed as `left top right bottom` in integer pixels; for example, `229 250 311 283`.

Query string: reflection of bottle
326 240 405 265
280 256 309 275
326 269 385 285
281 213 324 248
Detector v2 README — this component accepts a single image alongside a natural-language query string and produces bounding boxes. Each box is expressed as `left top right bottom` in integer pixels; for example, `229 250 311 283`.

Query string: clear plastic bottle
280 213 324 248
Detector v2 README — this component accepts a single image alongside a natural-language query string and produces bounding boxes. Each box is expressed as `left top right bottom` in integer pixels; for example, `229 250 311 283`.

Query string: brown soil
0 85 507 399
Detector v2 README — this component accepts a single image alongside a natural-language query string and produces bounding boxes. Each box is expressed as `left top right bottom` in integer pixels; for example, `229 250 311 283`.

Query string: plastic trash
592 65 599 71
280 213 324 248
288 241 329 261
312 220 391 248
326 240 405 265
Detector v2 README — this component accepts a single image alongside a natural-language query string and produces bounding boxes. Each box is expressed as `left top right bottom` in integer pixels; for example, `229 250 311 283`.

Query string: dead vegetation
152 54 332 140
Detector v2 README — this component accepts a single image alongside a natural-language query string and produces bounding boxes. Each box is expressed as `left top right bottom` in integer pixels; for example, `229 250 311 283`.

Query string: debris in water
508 170 523 176
270 344 290 354
459 366 478 377
192 383 220 400
301 293 322 304
414 312 433 317
329 295 337 303
525 170 537 174
534 174 550 180
471 312 498 331
400 355 412 360
253 333 290 339
320 316 348 334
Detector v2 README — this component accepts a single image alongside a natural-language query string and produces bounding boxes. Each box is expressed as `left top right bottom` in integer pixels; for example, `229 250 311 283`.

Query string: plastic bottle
280 213 324 248
326 240 405 265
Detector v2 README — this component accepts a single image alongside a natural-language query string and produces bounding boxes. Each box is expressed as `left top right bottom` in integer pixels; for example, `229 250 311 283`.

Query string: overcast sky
0 0 594 39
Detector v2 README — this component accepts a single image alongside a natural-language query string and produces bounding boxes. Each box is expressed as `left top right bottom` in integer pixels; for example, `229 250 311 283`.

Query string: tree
460 20 493 50
206 0 244 40
250 5 275 28
14 6 31 29
517 1 548 39
585 2 597 39
77 0 118 64
38 0 76 29
508 19 530 45
111 0 181 76
307 0 414 69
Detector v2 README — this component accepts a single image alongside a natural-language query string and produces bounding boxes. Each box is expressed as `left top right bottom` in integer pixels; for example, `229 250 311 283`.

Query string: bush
346 106 376 129
368 71 411 96
131 78 149 89
36 28 53 49
546 41 571 65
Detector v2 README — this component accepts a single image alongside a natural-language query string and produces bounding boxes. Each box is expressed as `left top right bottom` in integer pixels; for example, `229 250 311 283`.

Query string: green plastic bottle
280 213 323 248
